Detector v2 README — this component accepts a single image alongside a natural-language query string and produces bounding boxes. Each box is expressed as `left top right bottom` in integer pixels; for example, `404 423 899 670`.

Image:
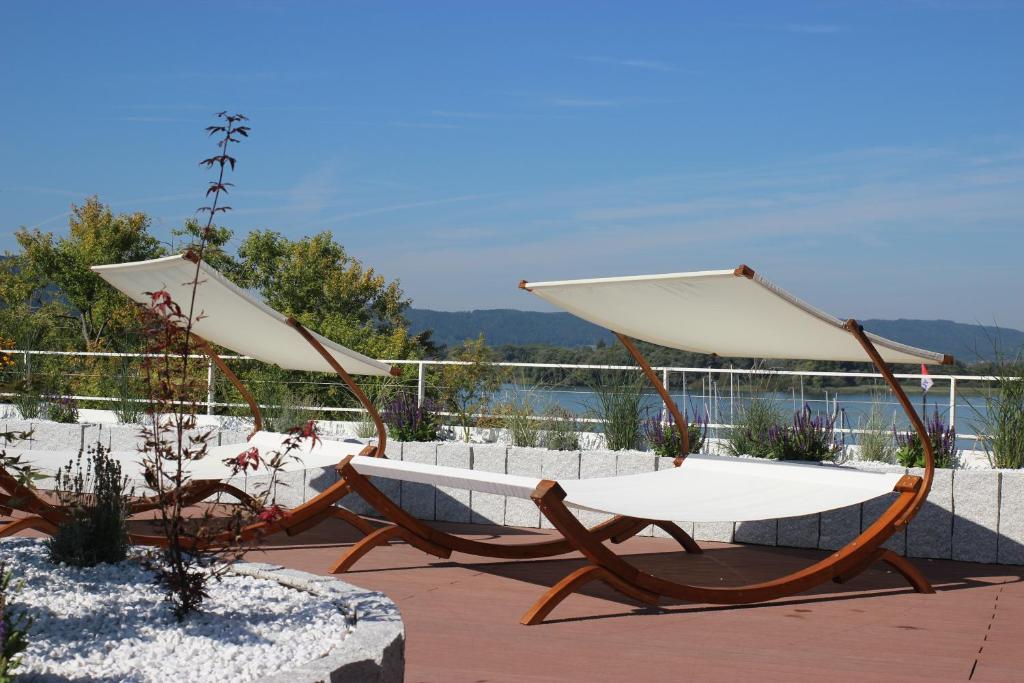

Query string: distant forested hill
407 308 1023 362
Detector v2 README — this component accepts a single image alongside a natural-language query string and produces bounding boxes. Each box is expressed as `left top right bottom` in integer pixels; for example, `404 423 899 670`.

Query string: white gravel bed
1 538 351 682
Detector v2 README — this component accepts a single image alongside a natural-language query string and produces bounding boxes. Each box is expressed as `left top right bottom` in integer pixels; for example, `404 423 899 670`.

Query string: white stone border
228 563 404 683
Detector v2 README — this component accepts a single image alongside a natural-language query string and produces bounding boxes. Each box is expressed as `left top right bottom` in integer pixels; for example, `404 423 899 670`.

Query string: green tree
232 229 420 361
13 197 166 350
437 335 506 441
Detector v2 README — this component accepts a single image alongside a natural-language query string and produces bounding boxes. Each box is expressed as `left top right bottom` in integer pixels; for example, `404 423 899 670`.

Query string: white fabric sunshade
523 267 950 365
350 454 904 522
92 254 394 376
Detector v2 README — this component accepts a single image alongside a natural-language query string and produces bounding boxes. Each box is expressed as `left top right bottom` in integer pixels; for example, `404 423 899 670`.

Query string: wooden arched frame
517 317 941 624
192 334 263 438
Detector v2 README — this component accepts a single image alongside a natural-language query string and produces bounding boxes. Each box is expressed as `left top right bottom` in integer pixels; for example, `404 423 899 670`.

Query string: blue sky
2 1 1022 328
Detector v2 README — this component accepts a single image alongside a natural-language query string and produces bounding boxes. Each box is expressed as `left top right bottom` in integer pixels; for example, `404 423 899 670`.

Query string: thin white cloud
574 56 684 73
785 24 843 34
548 97 622 108
316 194 493 224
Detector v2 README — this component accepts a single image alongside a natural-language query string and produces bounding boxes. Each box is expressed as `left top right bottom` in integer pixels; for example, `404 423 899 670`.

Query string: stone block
734 519 777 546
651 456 694 540
777 514 819 549
577 451 618 529
863 492 905 554
99 423 146 452
400 442 437 521
270 468 307 509
28 422 84 452
307 465 339 501
694 521 735 543
616 450 656 536
539 450 580 529
906 468 953 559
218 429 251 446
952 470 1000 563
435 443 472 523
998 471 1024 565
470 444 507 525
505 447 543 528
819 504 861 551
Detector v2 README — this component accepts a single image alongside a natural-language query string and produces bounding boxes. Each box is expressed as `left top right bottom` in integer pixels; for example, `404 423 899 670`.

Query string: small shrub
112 361 144 424
726 397 783 458
48 444 131 567
894 410 959 468
46 395 79 423
541 405 580 451
0 562 33 682
856 397 896 464
355 409 380 439
765 404 844 462
642 409 707 457
382 394 438 442
975 360 1024 469
590 374 644 451
11 384 43 420
494 398 540 447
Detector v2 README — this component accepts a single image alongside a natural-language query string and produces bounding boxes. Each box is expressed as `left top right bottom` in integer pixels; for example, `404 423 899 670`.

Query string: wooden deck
245 520 1024 682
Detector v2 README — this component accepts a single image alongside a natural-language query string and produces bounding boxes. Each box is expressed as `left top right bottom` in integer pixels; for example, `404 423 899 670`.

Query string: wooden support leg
330 525 452 574
0 515 59 538
652 521 703 554
879 550 935 594
520 565 661 626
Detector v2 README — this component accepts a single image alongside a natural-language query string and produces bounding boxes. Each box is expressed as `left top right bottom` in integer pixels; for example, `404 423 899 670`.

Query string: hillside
407 309 1023 362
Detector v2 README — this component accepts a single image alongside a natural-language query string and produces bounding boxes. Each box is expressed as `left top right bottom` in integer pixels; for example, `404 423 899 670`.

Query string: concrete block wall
6 418 1024 566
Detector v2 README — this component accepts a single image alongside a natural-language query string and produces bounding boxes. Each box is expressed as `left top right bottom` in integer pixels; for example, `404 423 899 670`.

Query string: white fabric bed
348 454 904 523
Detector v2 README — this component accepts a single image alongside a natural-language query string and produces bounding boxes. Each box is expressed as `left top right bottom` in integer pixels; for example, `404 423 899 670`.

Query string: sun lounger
1 252 394 542
316 264 951 624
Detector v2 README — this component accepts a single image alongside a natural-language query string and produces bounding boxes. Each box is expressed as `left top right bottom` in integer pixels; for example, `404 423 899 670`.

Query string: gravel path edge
229 562 405 683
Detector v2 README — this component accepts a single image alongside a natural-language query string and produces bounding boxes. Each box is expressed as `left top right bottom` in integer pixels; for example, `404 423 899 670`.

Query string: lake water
490 384 991 448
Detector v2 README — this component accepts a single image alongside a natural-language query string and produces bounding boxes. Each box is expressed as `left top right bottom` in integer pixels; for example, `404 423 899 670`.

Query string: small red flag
920 364 934 392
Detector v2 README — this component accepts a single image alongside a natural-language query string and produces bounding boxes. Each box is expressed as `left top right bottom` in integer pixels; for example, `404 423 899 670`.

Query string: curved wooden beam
615 333 689 463
192 334 263 439
520 565 660 626
844 319 934 525
285 318 389 459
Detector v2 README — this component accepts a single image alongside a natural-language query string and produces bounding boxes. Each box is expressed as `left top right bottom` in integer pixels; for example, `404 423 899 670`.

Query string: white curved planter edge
228 563 404 683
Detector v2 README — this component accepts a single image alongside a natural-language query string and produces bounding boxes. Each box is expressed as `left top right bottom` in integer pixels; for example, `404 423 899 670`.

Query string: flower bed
3 538 360 682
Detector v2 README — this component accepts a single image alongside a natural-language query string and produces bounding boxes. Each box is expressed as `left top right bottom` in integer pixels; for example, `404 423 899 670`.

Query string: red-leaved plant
139 113 310 620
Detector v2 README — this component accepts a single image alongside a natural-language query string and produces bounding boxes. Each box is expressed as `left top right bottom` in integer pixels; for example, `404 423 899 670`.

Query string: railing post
661 367 670 424
949 376 957 428
417 361 426 407
206 357 215 415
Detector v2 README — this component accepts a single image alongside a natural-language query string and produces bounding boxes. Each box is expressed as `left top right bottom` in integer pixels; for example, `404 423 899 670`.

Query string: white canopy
522 266 951 365
92 254 394 376
350 453 904 522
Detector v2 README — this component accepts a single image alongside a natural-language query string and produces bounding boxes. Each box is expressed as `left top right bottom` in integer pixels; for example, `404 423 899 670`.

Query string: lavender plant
893 409 959 469
0 562 32 682
642 408 707 457
46 394 79 423
541 405 581 451
765 404 844 462
382 394 438 442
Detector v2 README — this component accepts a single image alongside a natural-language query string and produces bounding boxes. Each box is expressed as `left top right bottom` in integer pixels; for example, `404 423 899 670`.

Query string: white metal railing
0 347 1005 441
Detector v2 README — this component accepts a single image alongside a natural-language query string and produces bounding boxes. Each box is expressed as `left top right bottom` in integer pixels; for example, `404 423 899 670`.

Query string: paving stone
952 470 1000 563
435 443 472 523
906 468 953 559
651 456 694 540
400 442 437 521
777 514 820 549
818 504 861 551
470 443 507 525
574 451 617 529
539 450 580 529
616 450 657 536
505 447 543 528
998 471 1024 565
734 518 777 546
